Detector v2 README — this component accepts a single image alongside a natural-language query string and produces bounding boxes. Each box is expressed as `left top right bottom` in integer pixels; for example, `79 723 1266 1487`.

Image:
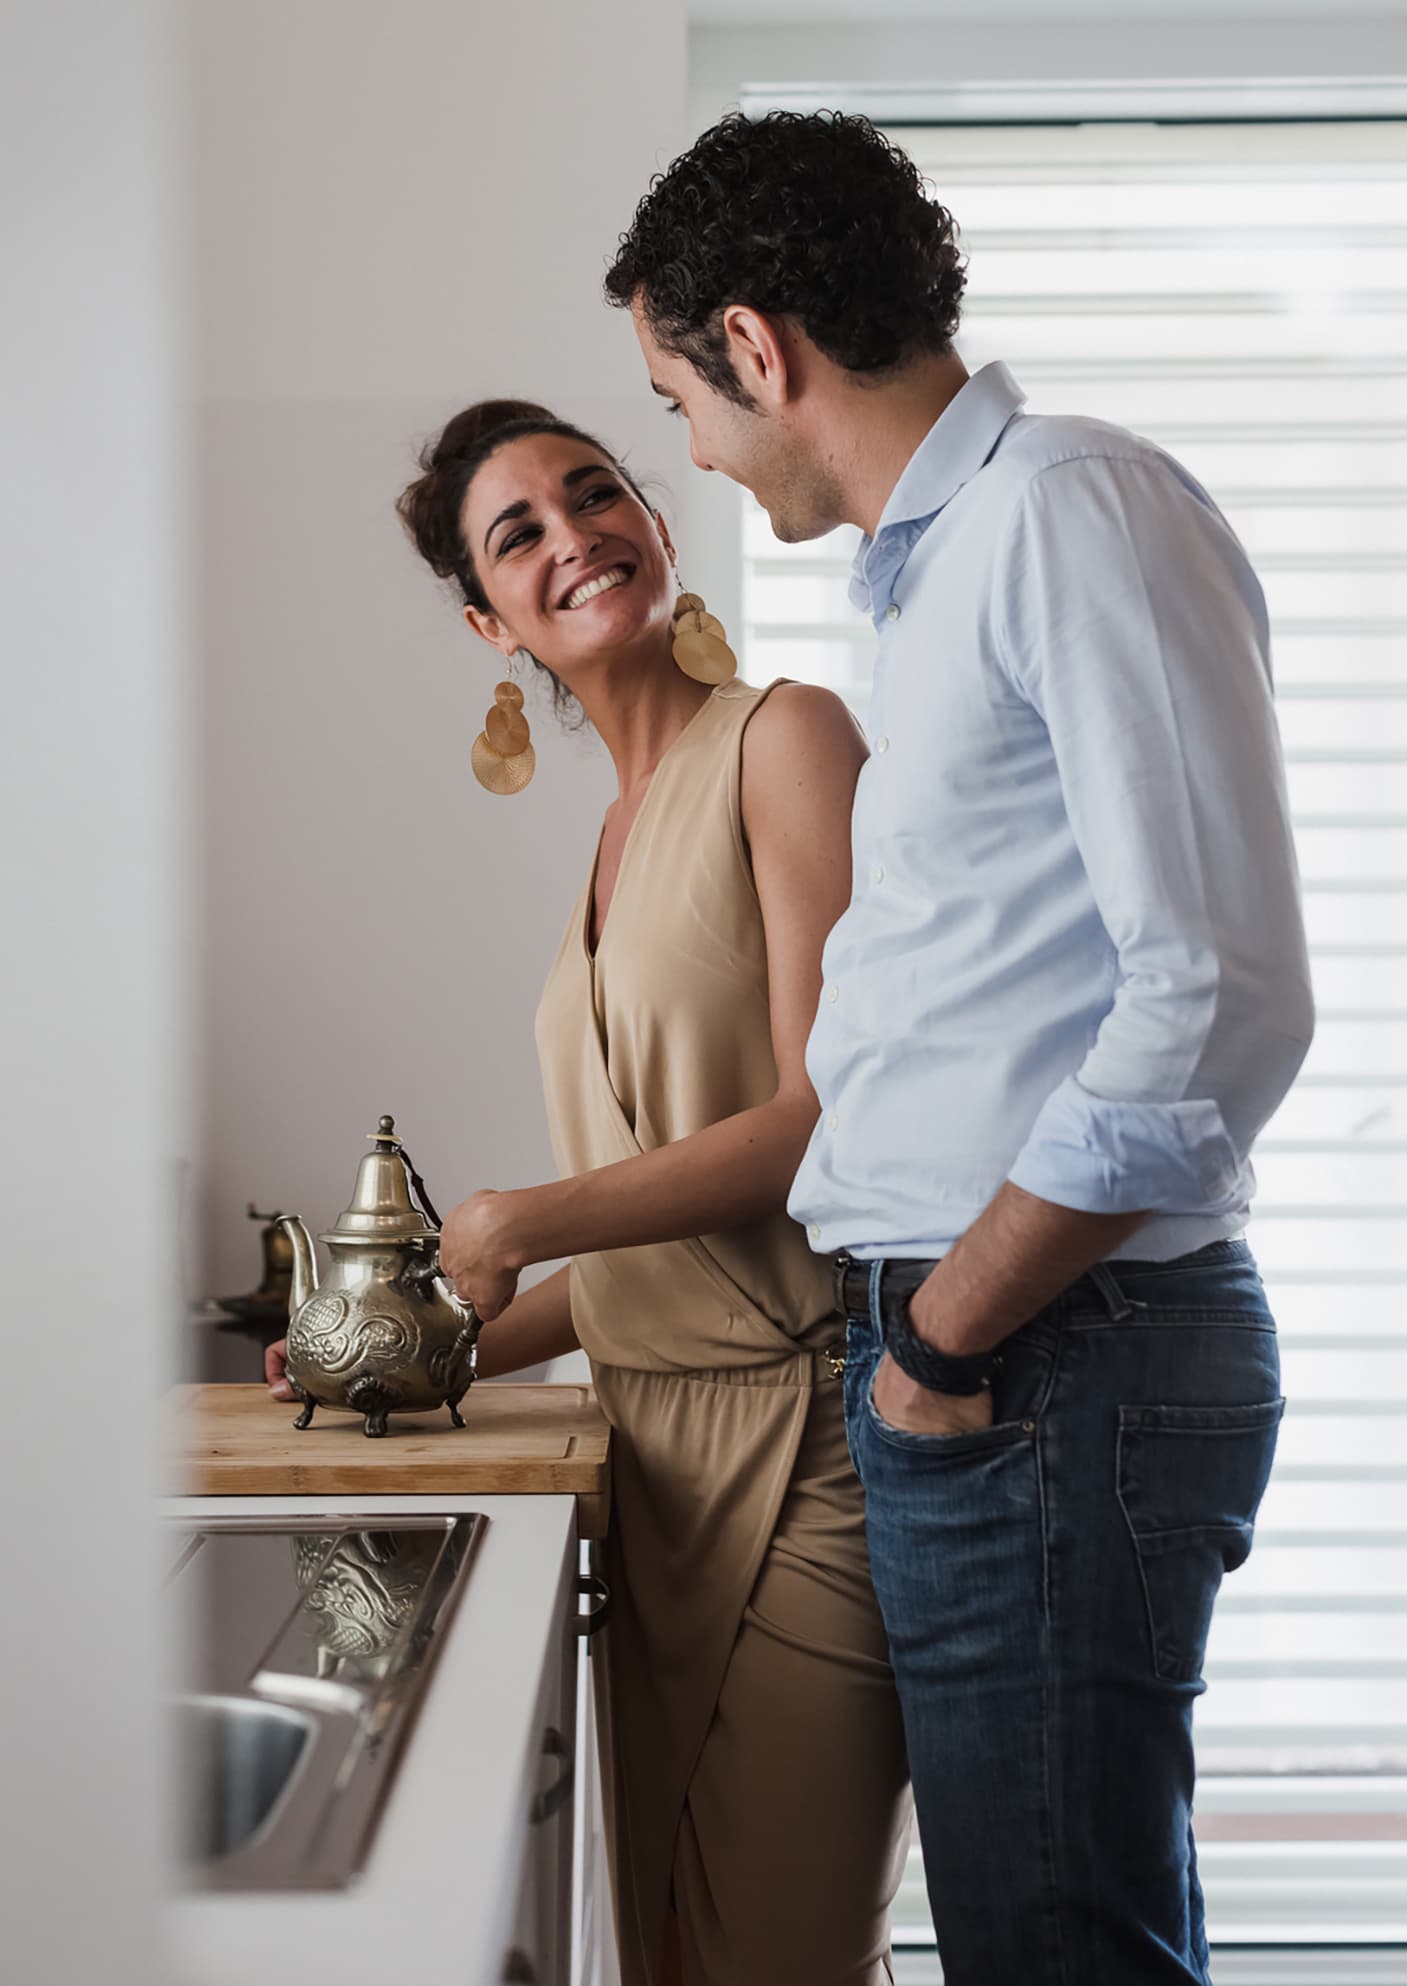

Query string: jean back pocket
1117 1397 1286 1685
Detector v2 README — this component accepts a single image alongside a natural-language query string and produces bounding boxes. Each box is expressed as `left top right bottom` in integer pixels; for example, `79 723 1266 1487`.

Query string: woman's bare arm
472 1264 579 1376
441 686 866 1316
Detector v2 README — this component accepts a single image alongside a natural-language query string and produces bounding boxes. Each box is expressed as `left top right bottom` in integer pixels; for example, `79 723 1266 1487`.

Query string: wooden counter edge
168 1382 613 1539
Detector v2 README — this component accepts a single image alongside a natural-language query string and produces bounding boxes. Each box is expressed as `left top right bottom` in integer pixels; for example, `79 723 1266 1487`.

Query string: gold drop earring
672 587 737 686
471 659 536 795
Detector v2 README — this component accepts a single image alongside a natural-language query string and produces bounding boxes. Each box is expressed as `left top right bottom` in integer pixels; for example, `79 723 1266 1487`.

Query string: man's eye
664 401 683 418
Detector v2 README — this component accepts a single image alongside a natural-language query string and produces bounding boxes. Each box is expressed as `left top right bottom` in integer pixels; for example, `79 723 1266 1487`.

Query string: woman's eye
500 525 538 554
581 483 619 508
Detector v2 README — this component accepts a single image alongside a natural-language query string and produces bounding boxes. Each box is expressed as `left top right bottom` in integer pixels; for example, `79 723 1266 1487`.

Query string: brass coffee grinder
277 1117 480 1438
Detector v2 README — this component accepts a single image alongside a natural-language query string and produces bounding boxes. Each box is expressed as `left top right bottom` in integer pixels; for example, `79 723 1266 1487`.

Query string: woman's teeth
564 567 629 611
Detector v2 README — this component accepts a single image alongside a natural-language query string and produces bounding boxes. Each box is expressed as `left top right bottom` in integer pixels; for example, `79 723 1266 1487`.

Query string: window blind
740 112 1407 1947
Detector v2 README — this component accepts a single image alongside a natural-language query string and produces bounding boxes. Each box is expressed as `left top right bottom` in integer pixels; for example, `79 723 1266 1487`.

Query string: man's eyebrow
649 380 674 399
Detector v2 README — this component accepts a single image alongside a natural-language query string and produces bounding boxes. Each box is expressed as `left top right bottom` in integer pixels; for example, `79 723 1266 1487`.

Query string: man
606 111 1313 1986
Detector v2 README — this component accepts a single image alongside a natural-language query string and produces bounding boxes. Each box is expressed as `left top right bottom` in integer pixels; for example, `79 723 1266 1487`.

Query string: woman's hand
438 1188 523 1321
265 1337 294 1401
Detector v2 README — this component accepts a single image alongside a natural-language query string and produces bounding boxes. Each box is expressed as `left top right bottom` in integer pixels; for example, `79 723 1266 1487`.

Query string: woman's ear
654 510 678 568
463 602 516 658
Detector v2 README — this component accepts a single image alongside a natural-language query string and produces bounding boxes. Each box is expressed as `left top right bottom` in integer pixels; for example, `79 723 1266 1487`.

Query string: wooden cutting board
169 1383 611 1537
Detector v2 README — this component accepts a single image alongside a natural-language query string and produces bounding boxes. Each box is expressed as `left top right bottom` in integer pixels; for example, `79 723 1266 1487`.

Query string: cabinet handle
575 1569 612 1636
529 1725 574 1825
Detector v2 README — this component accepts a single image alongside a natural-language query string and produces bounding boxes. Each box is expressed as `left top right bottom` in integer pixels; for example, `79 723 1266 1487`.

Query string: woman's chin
554 599 668 653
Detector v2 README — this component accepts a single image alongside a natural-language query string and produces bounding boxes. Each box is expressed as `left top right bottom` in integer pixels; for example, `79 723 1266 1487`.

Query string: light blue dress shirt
788 362 1315 1263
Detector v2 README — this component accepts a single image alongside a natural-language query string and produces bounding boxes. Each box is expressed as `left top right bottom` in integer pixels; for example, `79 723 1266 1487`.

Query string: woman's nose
551 515 604 562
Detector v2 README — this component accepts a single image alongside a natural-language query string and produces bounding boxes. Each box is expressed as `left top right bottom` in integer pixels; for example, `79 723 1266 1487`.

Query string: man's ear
720 305 791 408
463 603 515 657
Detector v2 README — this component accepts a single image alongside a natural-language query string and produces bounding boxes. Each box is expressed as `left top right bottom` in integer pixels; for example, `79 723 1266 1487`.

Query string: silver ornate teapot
278 1116 480 1438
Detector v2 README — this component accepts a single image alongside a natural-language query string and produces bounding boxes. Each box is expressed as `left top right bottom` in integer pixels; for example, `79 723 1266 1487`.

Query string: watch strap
885 1301 999 1396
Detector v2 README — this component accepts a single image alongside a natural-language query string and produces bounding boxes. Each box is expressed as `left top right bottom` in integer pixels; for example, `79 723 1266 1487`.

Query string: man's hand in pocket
870 1352 994 1436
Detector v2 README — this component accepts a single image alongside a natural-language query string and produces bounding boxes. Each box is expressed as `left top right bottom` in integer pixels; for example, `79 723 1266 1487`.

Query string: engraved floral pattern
291 1298 419 1376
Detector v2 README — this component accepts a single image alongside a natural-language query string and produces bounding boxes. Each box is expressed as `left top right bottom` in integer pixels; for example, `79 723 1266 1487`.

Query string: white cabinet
166 1492 605 1986
498 1527 579 1985
572 1547 621 1986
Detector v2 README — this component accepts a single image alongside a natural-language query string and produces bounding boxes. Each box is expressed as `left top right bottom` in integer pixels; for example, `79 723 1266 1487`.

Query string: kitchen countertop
170 1382 611 1537
164 1489 579 1986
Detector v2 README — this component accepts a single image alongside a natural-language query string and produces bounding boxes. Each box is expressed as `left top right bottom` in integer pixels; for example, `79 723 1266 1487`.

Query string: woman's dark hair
395 398 650 719
604 111 966 407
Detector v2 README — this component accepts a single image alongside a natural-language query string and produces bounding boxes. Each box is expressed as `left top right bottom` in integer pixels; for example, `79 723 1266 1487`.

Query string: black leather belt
832 1251 939 1322
833 1253 870 1318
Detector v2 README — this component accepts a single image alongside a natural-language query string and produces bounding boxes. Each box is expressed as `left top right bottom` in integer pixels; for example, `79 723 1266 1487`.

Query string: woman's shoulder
736 679 868 857
739 677 869 763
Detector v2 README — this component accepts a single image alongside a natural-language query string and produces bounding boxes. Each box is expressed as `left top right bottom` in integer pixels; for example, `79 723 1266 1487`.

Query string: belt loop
1087 1262 1133 1322
868 1258 885 1329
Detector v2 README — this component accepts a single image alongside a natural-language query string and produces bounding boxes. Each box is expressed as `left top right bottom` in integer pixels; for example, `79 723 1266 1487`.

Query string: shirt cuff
1007 1076 1251 1216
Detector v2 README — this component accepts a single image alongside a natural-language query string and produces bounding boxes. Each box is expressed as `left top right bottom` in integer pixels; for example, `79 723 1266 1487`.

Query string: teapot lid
321 1116 439 1245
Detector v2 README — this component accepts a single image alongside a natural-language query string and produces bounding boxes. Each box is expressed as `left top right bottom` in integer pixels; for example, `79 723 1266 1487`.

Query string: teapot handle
397 1140 445 1233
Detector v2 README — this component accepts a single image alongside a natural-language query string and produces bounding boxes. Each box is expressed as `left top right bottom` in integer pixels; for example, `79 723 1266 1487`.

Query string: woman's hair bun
427 399 560 470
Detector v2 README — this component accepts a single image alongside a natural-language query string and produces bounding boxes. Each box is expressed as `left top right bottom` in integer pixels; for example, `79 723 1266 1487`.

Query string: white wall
191 1 688 1307
1 3 184 1980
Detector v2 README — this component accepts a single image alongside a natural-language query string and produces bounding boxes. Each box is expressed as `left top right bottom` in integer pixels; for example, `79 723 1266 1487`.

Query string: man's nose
689 431 715 474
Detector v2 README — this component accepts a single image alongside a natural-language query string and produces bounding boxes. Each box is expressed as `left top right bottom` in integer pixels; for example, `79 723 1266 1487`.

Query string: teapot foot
447 1390 468 1430
293 1394 318 1431
346 1374 397 1438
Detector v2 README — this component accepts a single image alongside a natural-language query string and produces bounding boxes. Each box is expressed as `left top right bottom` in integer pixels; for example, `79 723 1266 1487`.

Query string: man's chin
765 505 827 546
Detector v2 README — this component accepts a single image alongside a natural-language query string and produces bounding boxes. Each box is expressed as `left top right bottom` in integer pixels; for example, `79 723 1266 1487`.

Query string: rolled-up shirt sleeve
998 453 1315 1217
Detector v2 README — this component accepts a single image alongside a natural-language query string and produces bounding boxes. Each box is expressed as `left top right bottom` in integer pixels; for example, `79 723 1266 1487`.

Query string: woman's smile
559 561 636 612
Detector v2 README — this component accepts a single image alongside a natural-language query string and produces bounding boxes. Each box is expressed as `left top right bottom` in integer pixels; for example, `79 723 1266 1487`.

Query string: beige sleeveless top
533 680 847 1981
534 677 836 1371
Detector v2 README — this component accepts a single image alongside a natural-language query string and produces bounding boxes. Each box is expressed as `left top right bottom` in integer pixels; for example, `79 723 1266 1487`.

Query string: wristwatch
885 1299 1002 1396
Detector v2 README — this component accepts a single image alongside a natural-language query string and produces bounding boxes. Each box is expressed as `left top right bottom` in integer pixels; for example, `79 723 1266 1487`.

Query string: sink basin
169 1514 485 1890
176 1694 313 1864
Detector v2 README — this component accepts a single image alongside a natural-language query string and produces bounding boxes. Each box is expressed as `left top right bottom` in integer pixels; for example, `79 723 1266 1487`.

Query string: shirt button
871 864 885 884
875 736 889 754
808 1223 821 1243
886 603 901 622
825 985 839 1004
827 1112 840 1132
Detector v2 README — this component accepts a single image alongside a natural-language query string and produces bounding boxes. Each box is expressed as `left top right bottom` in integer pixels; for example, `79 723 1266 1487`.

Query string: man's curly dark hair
605 110 966 406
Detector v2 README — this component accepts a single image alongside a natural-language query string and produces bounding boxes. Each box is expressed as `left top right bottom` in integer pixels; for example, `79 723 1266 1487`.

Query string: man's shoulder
989 409 1173 488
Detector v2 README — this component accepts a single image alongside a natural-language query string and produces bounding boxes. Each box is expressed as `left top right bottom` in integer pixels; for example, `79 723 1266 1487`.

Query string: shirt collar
849 360 1028 619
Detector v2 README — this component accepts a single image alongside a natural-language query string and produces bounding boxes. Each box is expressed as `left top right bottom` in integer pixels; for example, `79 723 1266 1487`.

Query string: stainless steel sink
176 1694 315 1863
169 1514 485 1890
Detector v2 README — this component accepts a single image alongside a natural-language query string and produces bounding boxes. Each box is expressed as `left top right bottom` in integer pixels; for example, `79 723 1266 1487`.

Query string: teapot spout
277 1215 318 1315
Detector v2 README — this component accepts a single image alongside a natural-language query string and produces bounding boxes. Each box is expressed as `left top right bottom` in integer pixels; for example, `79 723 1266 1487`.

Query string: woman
268 400 911 1986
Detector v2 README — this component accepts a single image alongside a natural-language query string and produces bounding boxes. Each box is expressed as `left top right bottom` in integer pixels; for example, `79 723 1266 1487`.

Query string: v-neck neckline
581 687 720 965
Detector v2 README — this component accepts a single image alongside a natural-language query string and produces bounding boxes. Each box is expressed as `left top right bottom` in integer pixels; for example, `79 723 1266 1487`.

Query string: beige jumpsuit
534 681 912 1986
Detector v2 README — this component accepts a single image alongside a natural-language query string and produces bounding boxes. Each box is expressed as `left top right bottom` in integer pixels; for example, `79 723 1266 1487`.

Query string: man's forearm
911 1181 1147 1357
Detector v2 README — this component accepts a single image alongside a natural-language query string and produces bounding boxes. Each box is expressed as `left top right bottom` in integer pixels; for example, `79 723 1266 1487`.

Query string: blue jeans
842 1238 1284 1986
